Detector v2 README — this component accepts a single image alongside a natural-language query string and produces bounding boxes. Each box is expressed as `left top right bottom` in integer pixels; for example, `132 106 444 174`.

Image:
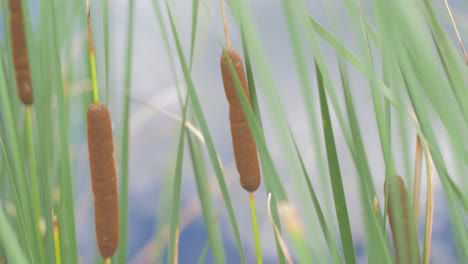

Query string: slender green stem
25 106 45 264
249 192 263 264
100 0 110 104
90 53 99 104
116 0 135 262
87 2 99 104
53 216 61 264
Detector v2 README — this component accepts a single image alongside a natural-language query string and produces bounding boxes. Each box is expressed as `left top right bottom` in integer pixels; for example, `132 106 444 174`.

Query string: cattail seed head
220 48 260 193
9 0 33 105
385 175 420 264
87 103 119 258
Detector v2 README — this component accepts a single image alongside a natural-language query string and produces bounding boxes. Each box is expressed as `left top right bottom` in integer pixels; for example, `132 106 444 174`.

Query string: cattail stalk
87 0 99 104
86 1 119 261
219 1 262 263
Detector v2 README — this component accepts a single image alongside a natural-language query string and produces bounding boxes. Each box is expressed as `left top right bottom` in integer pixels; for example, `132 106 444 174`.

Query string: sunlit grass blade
316 63 356 264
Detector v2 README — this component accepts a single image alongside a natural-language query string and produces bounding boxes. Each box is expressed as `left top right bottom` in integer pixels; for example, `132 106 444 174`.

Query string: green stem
53 217 61 264
250 193 263 264
90 53 99 104
116 0 135 262
25 106 45 264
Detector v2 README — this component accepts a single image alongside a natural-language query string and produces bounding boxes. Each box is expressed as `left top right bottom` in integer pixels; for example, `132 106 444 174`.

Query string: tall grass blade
338 62 393 262
186 133 226 264
189 0 200 69
316 63 356 264
100 0 110 104
47 0 79 261
115 0 135 262
167 96 190 264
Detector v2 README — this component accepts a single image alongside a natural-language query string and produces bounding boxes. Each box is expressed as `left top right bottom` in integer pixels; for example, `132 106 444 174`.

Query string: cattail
220 48 260 192
9 0 33 105
385 175 420 264
87 103 119 258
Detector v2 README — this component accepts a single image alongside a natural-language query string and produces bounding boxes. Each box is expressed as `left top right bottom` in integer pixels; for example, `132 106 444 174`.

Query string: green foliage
0 0 467 263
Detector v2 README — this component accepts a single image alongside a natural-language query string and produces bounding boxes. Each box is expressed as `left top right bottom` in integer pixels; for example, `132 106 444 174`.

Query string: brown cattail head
385 175 420 264
9 0 33 105
87 103 119 258
220 48 260 193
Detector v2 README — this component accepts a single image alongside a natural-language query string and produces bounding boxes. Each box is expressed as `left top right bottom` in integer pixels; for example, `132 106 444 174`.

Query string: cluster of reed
85 1 119 261
7 0 441 263
8 0 120 262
